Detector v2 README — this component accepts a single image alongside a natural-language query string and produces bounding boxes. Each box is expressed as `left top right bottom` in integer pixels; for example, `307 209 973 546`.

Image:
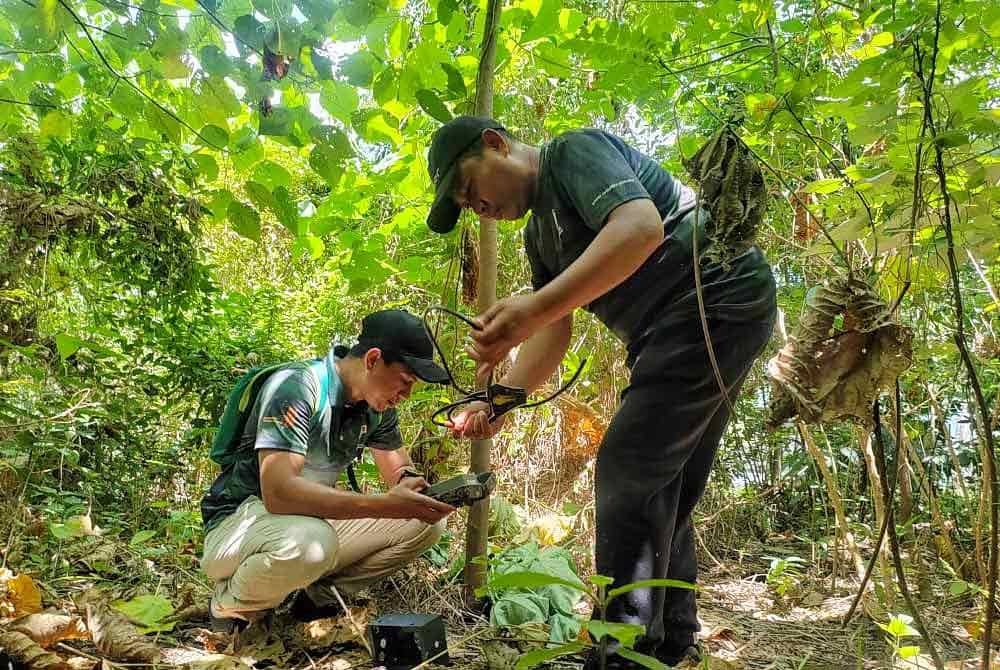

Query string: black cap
426 116 505 234
357 310 449 384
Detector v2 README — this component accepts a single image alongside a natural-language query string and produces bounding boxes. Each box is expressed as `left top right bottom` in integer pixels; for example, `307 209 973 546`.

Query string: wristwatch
396 468 423 485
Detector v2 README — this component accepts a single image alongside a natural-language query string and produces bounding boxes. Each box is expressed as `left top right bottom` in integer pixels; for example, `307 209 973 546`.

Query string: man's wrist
396 468 422 485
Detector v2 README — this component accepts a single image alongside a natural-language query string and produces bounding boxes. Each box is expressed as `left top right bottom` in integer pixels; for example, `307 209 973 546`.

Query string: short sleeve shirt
200 346 402 531
524 129 773 344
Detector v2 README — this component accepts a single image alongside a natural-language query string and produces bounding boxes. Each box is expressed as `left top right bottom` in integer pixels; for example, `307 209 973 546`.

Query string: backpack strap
307 357 363 493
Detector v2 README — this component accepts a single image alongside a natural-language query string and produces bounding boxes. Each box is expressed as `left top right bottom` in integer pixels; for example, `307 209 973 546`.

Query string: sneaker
288 590 344 623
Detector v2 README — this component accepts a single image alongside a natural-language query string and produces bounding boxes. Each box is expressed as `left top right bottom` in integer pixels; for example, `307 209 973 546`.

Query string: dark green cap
426 116 505 234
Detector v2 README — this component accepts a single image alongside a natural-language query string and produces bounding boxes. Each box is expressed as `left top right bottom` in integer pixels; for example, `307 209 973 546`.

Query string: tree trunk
463 0 502 604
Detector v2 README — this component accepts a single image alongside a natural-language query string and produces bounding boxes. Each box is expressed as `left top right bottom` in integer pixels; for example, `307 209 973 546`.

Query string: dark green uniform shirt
524 129 775 345
200 345 402 532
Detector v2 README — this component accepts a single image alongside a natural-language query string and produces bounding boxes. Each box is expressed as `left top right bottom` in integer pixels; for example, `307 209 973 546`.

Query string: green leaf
607 578 697 601
265 21 303 56
227 201 261 241
309 125 353 158
416 89 452 122
802 178 843 194
320 80 359 123
39 111 71 139
129 530 157 546
514 641 587 670
589 575 614 588
292 233 324 259
897 645 921 659
259 106 294 136
932 130 969 148
586 621 644 648
54 334 90 360
880 614 919 638
244 181 275 212
271 186 300 233
199 124 229 148
234 14 268 53
252 160 293 190
251 0 292 19
617 648 669 670
199 45 231 76
522 0 561 43
309 144 345 186
486 571 589 595
38 0 57 36
340 52 375 86
441 62 467 98
193 153 219 181
112 595 175 633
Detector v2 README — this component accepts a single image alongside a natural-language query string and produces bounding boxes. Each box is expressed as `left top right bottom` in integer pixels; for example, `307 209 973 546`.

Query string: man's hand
382 477 456 524
445 401 508 439
469 294 547 377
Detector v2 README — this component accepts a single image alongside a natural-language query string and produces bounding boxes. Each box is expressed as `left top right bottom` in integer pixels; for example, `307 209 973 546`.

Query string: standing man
424 117 776 667
200 309 456 630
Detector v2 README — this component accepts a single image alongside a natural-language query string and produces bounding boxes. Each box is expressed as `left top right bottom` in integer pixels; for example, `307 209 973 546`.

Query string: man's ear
481 128 509 156
363 347 383 371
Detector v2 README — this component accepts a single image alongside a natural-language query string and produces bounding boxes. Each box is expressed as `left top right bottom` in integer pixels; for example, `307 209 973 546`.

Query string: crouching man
200 309 456 629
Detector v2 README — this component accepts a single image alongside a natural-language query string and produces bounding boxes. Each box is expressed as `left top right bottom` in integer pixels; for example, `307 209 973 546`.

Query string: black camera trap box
368 612 449 669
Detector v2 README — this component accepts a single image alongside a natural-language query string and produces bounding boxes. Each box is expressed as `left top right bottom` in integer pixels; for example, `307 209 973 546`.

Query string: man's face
452 134 533 221
362 350 418 411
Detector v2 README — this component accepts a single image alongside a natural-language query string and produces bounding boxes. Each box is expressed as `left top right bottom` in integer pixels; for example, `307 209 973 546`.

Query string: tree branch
56 0 224 150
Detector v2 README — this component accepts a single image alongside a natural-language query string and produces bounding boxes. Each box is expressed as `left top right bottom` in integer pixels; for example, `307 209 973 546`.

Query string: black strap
346 462 361 493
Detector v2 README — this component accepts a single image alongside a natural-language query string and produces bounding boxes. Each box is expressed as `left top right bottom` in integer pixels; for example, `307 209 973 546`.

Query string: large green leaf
271 186 300 233
309 144 345 186
585 621 644 648
112 595 175 633
198 124 229 148
515 641 587 670
233 14 268 53
485 571 589 595
607 578 698 601
340 52 376 87
416 89 452 122
616 648 669 670
522 0 561 43
244 181 275 212
228 201 261 241
320 80 359 123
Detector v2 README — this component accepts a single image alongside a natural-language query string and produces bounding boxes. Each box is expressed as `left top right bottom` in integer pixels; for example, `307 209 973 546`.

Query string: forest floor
136 545 983 670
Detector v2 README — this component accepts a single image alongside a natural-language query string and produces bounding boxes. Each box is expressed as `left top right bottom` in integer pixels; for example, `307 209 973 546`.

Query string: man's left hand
469 294 546 377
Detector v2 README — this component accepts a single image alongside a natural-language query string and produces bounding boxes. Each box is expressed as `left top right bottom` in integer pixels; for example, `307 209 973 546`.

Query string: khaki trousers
201 496 443 616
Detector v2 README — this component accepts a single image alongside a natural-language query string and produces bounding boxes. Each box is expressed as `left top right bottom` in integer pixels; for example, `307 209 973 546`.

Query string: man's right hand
381 477 455 523
445 401 508 440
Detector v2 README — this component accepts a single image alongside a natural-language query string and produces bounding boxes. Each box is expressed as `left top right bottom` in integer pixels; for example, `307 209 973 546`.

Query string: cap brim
427 163 460 234
402 355 451 385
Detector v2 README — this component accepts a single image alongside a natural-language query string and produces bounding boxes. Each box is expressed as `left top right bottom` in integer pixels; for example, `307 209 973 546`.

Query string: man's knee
272 517 339 578
398 519 445 559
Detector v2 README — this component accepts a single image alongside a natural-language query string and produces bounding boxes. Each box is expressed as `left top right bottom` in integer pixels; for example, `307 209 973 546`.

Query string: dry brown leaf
295 604 375 650
63 657 97 670
7 573 44 617
86 604 161 663
12 612 89 648
185 653 253 670
0 630 70 670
